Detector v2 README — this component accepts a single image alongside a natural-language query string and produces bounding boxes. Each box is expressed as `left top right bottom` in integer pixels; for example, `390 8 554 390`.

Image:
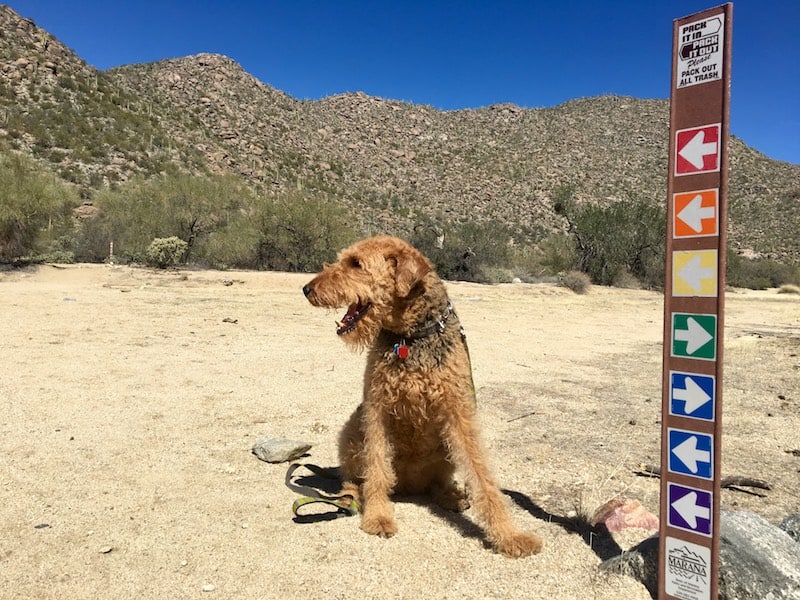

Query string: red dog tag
393 342 409 359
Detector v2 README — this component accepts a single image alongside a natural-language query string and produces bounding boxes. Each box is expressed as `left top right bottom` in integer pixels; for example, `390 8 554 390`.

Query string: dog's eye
350 257 361 269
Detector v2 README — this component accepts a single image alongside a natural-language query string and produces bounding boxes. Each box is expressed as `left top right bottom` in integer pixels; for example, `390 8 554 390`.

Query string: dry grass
559 270 592 294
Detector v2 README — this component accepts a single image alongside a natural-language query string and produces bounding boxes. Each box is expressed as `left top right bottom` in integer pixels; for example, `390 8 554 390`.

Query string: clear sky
7 1 799 164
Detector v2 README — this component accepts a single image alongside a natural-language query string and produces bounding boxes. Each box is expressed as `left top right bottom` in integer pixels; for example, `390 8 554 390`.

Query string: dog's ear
394 248 431 297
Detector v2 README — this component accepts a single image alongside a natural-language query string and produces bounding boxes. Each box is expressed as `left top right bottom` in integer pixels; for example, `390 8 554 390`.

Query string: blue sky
7 1 800 164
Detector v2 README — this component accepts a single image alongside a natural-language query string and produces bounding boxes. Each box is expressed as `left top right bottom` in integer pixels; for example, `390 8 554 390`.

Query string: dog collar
385 302 460 361
406 301 454 340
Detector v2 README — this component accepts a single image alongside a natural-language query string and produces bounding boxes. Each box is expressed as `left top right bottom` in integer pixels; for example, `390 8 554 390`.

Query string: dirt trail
1 264 797 599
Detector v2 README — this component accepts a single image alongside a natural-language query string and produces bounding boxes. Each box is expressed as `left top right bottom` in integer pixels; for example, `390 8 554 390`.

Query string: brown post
659 4 732 600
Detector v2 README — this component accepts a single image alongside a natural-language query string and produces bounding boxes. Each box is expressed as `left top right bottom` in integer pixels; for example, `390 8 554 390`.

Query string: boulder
719 511 800 600
599 511 800 599
781 513 800 543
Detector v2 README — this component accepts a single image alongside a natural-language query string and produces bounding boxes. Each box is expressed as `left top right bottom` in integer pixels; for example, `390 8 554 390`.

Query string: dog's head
302 235 433 349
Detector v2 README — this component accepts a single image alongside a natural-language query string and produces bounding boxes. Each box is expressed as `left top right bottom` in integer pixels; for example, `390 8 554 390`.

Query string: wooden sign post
659 4 732 600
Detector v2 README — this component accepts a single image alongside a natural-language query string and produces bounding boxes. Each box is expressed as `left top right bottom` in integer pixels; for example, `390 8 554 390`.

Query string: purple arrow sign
668 483 713 536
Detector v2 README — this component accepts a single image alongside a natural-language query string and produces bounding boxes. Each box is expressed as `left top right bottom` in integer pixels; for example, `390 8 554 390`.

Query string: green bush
250 191 358 272
554 187 665 288
727 249 800 289
0 152 79 262
411 219 516 283
85 173 255 264
33 249 75 264
145 236 188 268
521 233 578 277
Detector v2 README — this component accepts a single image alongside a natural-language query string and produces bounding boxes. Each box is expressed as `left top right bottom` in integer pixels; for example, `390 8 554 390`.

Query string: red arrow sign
675 124 721 175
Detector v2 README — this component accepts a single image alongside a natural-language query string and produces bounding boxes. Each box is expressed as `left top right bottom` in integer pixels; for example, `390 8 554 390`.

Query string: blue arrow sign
668 483 713 536
668 429 713 479
669 371 715 421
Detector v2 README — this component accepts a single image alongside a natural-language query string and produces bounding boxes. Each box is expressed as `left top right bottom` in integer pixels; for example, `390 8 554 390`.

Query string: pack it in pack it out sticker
676 13 724 89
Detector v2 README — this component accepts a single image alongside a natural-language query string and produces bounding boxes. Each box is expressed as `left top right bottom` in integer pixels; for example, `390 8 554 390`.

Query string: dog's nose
302 284 313 297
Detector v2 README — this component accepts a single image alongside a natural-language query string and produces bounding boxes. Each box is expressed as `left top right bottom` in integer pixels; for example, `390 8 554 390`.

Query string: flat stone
251 437 312 463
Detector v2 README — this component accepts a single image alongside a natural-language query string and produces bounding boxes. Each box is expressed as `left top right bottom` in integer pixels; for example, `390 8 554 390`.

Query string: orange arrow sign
674 189 719 238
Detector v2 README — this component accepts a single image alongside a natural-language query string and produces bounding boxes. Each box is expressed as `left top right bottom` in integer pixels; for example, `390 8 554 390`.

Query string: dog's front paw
360 513 398 538
494 532 543 558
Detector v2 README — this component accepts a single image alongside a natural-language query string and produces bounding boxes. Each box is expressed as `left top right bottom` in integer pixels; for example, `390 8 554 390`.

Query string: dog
302 235 542 557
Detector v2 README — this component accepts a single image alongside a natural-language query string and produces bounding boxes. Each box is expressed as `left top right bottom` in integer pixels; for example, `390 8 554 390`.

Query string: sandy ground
1 263 798 599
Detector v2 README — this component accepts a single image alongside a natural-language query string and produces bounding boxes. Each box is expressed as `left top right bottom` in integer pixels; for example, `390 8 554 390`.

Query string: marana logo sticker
668 544 709 583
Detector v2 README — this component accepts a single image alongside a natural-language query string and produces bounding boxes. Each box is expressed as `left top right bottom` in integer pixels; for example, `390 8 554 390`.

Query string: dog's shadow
290 469 622 561
289 466 353 524
418 489 624 560
292 466 344 495
502 489 623 562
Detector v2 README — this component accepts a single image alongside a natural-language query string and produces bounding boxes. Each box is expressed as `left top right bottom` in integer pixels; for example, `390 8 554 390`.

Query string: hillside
1 4 798 260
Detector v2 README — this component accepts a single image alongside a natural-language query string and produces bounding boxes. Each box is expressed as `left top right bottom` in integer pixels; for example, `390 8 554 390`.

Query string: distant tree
89 173 254 263
411 217 515 282
252 190 358 272
554 185 665 287
0 152 78 262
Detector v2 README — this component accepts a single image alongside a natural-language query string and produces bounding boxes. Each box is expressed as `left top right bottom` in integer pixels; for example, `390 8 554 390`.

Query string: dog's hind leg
336 408 365 510
424 459 470 512
431 480 471 512
440 404 543 557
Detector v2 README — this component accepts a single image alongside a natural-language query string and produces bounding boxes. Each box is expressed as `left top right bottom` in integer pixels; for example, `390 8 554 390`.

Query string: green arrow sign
672 313 717 360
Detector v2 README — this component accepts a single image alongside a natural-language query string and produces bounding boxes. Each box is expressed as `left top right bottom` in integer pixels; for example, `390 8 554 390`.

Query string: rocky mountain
1 5 798 260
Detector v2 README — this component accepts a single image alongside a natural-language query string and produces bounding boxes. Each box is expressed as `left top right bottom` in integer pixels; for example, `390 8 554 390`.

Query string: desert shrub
33 249 76 264
87 173 256 264
554 187 665 288
250 190 358 272
611 269 642 289
726 249 800 289
411 219 516 283
777 284 800 294
478 266 516 284
145 236 188 268
0 152 79 262
72 212 114 263
560 270 592 294
536 233 578 275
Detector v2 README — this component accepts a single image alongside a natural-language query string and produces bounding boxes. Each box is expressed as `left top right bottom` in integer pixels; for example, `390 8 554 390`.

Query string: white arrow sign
673 376 712 414
677 194 716 232
675 317 713 354
678 254 716 291
672 491 711 529
672 435 711 474
679 130 717 169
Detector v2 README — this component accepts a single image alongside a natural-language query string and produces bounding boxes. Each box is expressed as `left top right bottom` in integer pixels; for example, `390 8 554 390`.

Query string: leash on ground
285 462 361 518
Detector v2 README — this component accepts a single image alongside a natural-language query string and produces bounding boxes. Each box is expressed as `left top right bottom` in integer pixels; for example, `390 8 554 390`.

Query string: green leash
285 463 361 518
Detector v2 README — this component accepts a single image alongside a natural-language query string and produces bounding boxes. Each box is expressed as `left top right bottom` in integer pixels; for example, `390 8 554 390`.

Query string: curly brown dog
302 235 542 557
